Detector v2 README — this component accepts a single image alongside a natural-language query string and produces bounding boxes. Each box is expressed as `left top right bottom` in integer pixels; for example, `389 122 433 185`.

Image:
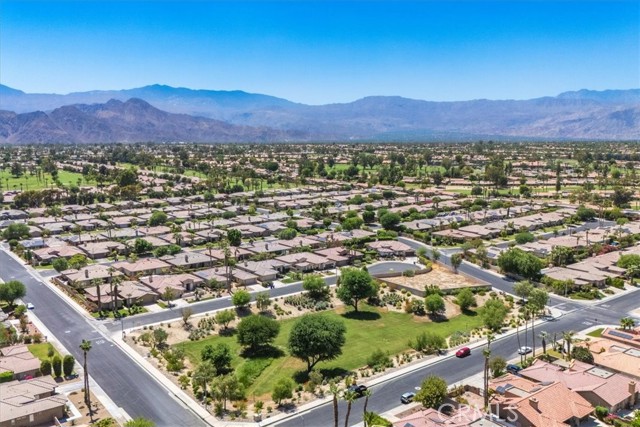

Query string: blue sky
1 1 638 104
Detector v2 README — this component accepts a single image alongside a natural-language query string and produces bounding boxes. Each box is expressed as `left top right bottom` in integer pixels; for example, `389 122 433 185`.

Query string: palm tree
329 382 340 427
362 389 372 427
483 333 494 409
563 331 575 360
79 339 92 418
91 279 103 315
343 389 357 427
539 331 548 354
620 317 636 331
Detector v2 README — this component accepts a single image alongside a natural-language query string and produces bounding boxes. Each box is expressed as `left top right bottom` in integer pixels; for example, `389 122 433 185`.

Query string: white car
517 346 532 355
26 303 35 310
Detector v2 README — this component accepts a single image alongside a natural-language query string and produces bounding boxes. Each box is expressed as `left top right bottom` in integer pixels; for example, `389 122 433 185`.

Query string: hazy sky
1 0 638 104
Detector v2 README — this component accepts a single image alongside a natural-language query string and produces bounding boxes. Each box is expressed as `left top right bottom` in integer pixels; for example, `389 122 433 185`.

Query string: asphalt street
0 251 207 427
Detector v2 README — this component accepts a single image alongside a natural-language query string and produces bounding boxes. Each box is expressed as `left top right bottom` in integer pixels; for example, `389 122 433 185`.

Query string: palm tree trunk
531 312 536 358
363 394 370 427
333 395 339 427
344 402 352 427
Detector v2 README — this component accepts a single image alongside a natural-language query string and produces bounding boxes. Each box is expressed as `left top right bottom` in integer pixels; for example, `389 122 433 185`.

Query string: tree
450 253 463 273
513 280 534 302
133 238 153 254
563 331 575 361
515 232 535 244
79 339 92 415
52 355 62 377
215 309 236 330
497 247 544 280
201 343 232 375
211 374 244 411
379 212 401 231
68 254 89 270
575 205 596 221
226 229 242 246
539 331 549 354
343 389 357 427
489 356 507 378
303 274 329 300
52 257 69 272
278 228 297 240
410 331 446 354
117 168 138 187
456 288 476 312
620 317 636 331
425 294 446 317
549 246 575 267
124 418 156 427
2 223 30 240
236 315 280 353
414 375 448 409
329 381 340 427
192 360 217 404
288 314 347 372
480 298 509 331
63 355 75 377
571 346 594 364
181 307 193 328
161 287 176 306
272 378 294 405
0 280 26 305
336 268 377 312
231 289 251 309
152 328 169 349
255 292 272 312
40 359 52 376
148 210 168 226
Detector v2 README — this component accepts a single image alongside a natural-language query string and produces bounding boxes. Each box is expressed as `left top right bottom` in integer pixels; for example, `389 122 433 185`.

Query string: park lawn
0 169 96 191
181 305 483 398
587 328 604 338
28 343 61 362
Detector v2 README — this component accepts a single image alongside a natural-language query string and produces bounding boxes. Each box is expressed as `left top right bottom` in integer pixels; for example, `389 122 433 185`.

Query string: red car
456 347 471 358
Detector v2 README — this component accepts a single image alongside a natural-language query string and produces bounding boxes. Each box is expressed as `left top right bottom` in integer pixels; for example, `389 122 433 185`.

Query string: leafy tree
152 328 169 349
513 280 534 301
192 360 217 400
480 298 509 331
278 227 297 240
52 355 62 377
528 288 549 314
455 288 476 311
450 253 463 273
424 294 446 317
0 280 26 305
148 211 168 226
117 168 138 187
215 310 236 329
515 232 535 244
236 315 280 353
201 343 232 375
620 317 636 331
249 292 269 312
226 229 242 247
181 307 193 327
342 216 364 231
68 254 89 270
414 375 448 409
379 212 402 231
549 246 575 267
134 238 153 254
617 254 640 269
272 378 294 405
63 355 75 377
571 346 594 364
2 223 30 240
497 247 544 280
231 289 251 309
303 274 329 300
410 331 446 354
612 187 634 207
336 268 377 312
489 356 507 378
362 210 375 224
52 257 69 272
575 205 596 221
288 314 347 372
40 359 52 376
211 374 244 411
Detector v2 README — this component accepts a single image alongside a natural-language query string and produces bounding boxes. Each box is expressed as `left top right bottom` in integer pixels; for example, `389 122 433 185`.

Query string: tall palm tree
329 382 340 427
620 317 636 331
79 339 92 417
362 389 372 427
343 390 357 427
563 331 575 360
91 279 102 314
482 333 494 409
539 331 548 354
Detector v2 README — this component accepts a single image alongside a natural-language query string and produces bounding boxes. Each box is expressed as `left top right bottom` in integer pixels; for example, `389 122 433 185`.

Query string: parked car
517 346 533 355
347 384 368 397
456 347 471 358
506 364 522 375
400 392 415 404
26 303 35 310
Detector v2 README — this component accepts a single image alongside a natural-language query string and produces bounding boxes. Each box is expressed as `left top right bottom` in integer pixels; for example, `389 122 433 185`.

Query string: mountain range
1 84 638 143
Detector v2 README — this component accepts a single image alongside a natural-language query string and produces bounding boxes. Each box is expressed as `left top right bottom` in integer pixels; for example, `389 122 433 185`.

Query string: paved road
0 251 206 427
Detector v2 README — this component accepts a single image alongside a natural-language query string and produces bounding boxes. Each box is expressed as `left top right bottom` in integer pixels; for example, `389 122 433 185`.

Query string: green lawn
28 343 61 362
587 328 604 338
0 169 96 191
181 305 483 398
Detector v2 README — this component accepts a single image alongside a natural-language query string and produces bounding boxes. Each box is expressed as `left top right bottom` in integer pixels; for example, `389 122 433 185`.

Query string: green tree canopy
236 315 280 353
336 268 377 312
415 375 448 409
288 314 347 372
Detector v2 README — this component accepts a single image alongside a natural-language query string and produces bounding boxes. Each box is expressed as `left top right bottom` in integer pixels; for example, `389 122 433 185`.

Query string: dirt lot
382 263 486 294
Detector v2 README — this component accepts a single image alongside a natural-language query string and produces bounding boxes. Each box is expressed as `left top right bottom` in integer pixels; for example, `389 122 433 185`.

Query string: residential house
78 241 127 259
139 273 204 297
114 258 171 277
61 264 124 288
275 252 334 272
367 240 415 257
163 251 214 270
0 376 67 427
32 245 85 265
235 259 288 282
0 345 41 380
314 246 363 266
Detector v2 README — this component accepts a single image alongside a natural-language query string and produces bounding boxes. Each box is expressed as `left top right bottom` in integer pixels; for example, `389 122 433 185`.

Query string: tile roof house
520 359 639 412
32 245 85 264
367 240 415 257
489 374 593 427
114 258 171 276
574 337 640 380
392 408 510 427
139 273 204 297
0 345 41 380
275 252 334 272
0 376 67 427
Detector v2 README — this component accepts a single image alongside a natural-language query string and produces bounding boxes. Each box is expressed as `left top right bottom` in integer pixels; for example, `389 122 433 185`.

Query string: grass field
0 169 94 191
181 305 482 397
28 343 61 362
587 328 604 338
